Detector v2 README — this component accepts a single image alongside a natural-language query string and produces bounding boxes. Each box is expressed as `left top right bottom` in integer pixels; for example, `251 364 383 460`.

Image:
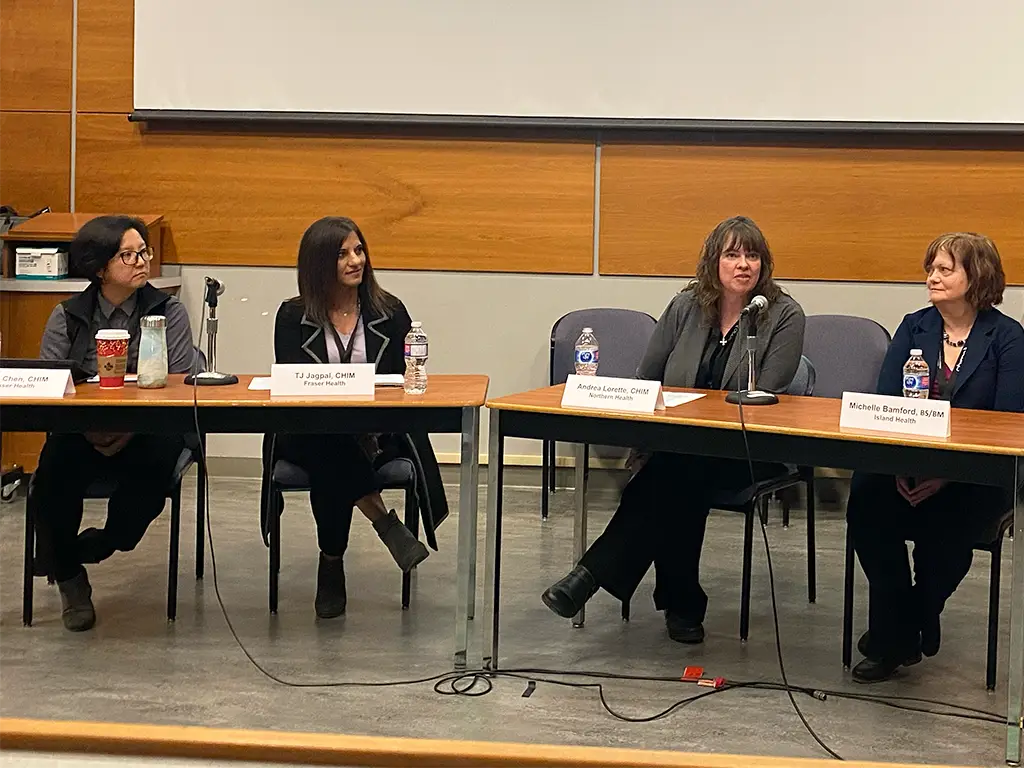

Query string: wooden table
483 385 1024 764
1 373 489 670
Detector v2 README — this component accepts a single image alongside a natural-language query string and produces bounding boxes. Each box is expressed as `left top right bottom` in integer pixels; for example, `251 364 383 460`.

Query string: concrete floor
0 472 1013 767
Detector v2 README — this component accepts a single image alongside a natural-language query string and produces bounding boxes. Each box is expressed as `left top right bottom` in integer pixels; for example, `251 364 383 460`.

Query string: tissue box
15 247 68 279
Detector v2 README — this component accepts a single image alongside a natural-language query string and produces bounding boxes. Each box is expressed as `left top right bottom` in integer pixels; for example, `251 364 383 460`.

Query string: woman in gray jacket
542 216 805 644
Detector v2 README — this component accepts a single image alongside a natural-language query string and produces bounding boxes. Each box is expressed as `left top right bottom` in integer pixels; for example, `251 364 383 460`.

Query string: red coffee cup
95 329 130 388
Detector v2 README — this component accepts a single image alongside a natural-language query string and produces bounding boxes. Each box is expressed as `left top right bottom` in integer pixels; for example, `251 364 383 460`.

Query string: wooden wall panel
76 0 134 113
0 0 73 111
75 116 596 273
0 111 71 212
599 144 1024 284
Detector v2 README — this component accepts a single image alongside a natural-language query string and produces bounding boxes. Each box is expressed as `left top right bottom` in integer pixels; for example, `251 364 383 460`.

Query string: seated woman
265 216 447 619
542 215 805 643
847 233 1024 683
30 215 197 632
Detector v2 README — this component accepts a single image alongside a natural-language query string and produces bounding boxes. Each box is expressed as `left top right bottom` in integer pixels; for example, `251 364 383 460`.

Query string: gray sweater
639 289 806 393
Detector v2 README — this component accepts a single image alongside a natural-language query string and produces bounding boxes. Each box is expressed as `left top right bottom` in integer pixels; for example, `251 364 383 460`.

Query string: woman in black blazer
847 233 1024 682
263 216 448 619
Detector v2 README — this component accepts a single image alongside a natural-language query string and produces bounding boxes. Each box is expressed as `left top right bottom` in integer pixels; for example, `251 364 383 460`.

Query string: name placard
0 369 75 399
840 392 950 438
270 364 375 398
561 375 665 414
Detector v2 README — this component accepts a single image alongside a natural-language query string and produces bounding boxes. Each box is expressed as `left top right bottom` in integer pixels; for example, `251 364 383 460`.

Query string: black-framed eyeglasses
118 247 154 266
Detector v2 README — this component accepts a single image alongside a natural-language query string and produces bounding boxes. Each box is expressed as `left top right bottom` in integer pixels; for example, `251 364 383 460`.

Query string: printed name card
270 364 375 398
0 369 75 399
839 392 950 438
561 375 665 414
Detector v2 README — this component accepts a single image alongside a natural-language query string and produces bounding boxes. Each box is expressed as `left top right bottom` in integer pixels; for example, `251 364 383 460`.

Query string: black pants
580 452 782 622
846 472 1009 657
274 434 380 557
29 433 186 582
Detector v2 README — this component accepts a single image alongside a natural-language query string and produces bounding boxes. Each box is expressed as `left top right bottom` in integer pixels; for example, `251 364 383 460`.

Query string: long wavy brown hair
686 215 782 323
294 216 397 325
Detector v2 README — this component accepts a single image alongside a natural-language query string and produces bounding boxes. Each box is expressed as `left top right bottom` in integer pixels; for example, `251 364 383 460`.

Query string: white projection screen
133 0 1024 128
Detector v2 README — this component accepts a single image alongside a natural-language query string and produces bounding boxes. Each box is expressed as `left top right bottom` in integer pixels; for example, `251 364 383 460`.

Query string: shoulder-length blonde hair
686 215 782 323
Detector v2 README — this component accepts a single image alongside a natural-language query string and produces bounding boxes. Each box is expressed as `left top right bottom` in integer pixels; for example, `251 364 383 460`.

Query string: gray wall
174 265 1024 464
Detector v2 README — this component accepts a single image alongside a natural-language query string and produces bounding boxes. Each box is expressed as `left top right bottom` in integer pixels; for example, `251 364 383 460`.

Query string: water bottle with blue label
902 348 930 399
574 327 599 376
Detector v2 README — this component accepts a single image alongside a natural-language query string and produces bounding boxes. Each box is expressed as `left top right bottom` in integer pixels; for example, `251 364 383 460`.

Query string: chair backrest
786 355 816 396
802 315 891 399
550 308 657 385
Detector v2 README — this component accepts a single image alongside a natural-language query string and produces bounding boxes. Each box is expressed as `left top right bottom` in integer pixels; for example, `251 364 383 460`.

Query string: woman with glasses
542 216 806 644
29 215 196 632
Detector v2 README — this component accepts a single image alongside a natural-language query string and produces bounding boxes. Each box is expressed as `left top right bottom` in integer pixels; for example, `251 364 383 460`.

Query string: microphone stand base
184 371 239 386
726 390 779 406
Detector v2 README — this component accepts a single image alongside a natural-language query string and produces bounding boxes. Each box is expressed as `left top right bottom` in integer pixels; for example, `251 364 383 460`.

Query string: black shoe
373 510 430 573
315 553 347 619
77 527 115 565
665 612 705 644
857 631 922 666
852 656 902 683
920 612 941 657
57 569 96 632
542 565 597 618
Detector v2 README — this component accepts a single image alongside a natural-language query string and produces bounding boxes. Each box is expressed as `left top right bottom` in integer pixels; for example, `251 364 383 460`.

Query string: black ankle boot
542 565 598 618
315 554 347 619
920 612 941 657
57 569 96 632
665 612 705 644
857 631 922 666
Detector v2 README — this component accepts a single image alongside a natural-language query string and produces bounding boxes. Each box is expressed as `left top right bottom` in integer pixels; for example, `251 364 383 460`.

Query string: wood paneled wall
0 0 73 213
600 143 1024 284
74 117 596 272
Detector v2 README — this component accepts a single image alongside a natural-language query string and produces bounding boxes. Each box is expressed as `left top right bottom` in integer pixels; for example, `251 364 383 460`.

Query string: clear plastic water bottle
902 348 930 399
574 327 599 376
404 321 428 394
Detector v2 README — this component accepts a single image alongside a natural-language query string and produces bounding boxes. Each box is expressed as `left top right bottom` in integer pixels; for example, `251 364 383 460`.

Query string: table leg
453 406 480 671
482 409 504 671
1007 457 1023 765
572 442 589 629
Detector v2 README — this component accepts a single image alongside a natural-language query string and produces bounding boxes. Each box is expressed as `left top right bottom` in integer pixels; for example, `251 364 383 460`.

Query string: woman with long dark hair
542 216 805 644
264 217 448 619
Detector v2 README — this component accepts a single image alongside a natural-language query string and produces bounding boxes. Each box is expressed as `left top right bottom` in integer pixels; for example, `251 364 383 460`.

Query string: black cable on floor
735 387 845 760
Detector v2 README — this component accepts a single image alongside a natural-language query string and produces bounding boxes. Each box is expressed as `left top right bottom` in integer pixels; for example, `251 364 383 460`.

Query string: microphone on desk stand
184 276 239 386
725 295 778 406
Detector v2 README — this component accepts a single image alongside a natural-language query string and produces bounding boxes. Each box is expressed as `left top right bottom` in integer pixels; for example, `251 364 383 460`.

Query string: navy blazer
877 305 1024 413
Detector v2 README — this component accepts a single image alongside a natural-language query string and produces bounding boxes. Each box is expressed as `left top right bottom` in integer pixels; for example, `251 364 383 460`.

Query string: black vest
61 282 172 367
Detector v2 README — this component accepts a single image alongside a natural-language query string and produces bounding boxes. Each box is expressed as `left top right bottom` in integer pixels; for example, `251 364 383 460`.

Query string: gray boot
373 510 429 573
57 569 96 632
315 553 347 619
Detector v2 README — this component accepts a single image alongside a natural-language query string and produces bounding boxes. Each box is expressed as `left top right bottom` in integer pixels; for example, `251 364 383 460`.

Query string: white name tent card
270 364 375 398
840 392 950 438
0 369 75 398
561 375 665 414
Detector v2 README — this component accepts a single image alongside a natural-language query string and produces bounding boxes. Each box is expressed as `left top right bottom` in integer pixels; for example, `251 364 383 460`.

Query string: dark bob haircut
69 215 150 284
295 216 396 324
924 232 1006 311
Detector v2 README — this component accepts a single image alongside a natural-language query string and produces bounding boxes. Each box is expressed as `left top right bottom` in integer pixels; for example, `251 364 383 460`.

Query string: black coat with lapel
261 297 449 550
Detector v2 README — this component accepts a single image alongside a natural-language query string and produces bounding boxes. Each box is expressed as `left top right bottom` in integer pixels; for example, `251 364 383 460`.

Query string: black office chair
263 457 422 613
22 447 194 626
542 309 657 519
842 508 1014 691
619 355 818 640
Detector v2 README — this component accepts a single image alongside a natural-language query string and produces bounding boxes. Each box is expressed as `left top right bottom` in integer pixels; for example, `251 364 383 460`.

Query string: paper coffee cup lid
95 329 130 340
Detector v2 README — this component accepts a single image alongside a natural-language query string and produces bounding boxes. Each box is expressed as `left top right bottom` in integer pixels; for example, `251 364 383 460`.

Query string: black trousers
29 433 185 583
580 452 781 622
274 434 380 557
846 472 1009 657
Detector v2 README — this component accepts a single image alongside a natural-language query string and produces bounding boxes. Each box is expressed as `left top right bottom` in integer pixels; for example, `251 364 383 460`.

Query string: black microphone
203 276 225 308
740 294 768 316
